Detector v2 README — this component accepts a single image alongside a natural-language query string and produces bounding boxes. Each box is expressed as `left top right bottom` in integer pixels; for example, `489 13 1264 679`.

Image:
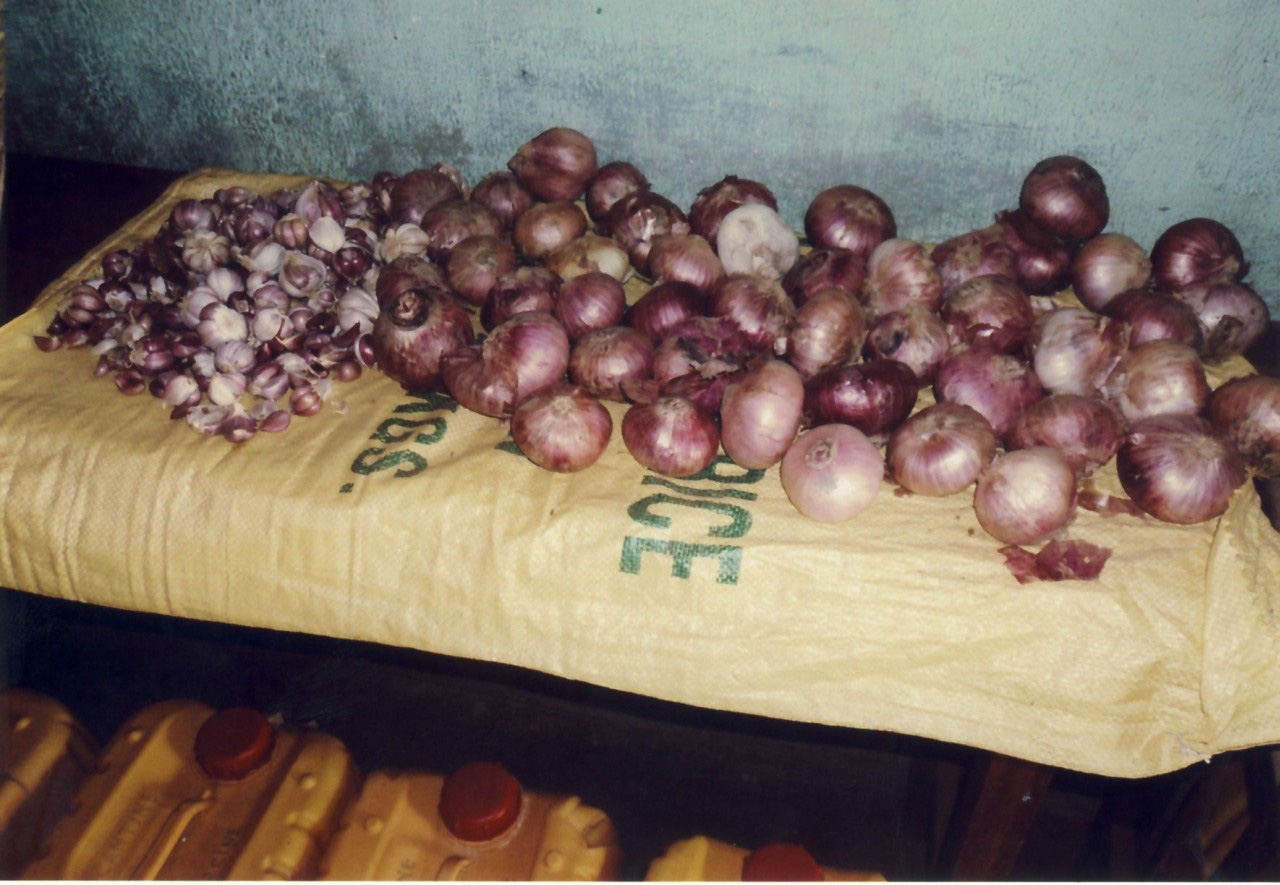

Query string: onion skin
1103 339 1210 423
934 349 1044 438
652 315 755 390
719 359 805 469
1150 217 1248 292
1172 281 1271 362
1006 393 1126 475
887 402 997 496
508 127 598 202
1072 233 1152 314
862 238 943 316
622 396 721 477
974 447 1078 545
803 359 919 437
546 233 631 283
1117 414 1247 524
780 424 884 522
1018 155 1109 242
1030 307 1128 396
863 305 951 385
1207 374 1280 476
511 384 613 472
804 184 897 260
931 225 1018 297
786 288 867 380
941 273 1036 355
371 286 474 392
709 274 795 355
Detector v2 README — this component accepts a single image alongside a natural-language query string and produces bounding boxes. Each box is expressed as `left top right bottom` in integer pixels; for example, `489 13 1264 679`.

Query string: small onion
780 424 884 522
708 274 795 355
1072 233 1152 314
934 349 1043 438
1172 281 1270 361
1150 217 1247 292
419 199 503 264
629 281 706 341
1102 339 1209 423
513 200 589 261
388 166 465 226
546 233 631 283
1117 415 1247 524
1207 374 1280 476
1030 307 1128 396
941 273 1036 355
555 272 627 340
586 161 651 222
1018 155 1109 242
887 402 998 496
781 247 866 306
1006 394 1126 475
469 171 535 230
786 288 867 380
508 127 598 202
689 175 778 244
803 359 919 437
371 287 475 392
995 208 1074 295
803 185 897 260
719 359 806 469
646 234 726 293
930 225 1019 297
622 396 720 477
974 447 1078 545
715 204 800 280
511 384 613 472
446 234 519 307
442 311 569 417
1106 288 1203 349
862 238 943 316
862 305 951 385
569 326 655 401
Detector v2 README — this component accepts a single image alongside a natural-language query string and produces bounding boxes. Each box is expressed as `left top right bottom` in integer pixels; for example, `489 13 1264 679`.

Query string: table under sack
1 168 1277 778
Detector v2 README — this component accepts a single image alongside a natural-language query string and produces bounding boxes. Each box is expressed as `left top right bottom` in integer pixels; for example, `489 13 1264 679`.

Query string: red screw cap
194 707 276 780
742 842 825 881
438 761 523 842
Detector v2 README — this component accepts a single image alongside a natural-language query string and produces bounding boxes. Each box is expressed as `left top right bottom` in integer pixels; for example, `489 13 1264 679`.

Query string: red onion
388 166 465 226
375 255 450 307
941 274 1036 355
1172 281 1270 361
862 238 943 316
887 402 998 496
1103 339 1209 423
569 326 655 401
689 175 778 244
862 305 951 385
1106 288 1202 349
1207 374 1280 476
555 272 627 340
803 185 896 260
512 200 589 261
511 384 613 472
442 311 569 417
934 349 1044 438
652 316 755 414
719 358 805 469
995 208 1074 295
481 266 561 331
621 396 721 477
1150 218 1247 292
1030 307 1128 395
371 286 474 391
1006 393 1126 475
629 281 706 341
469 171 535 230
709 274 795 355
507 127 598 202
586 161 651 222
419 199 503 263
446 234 518 306
1072 232 1152 313
602 191 691 274
930 225 1018 297
1116 414 1246 524
803 359 918 437
1018 155 1109 242
715 204 800 280
546 233 631 283
974 447 1078 545
646 234 726 293
780 424 883 522
781 248 866 306
786 288 867 380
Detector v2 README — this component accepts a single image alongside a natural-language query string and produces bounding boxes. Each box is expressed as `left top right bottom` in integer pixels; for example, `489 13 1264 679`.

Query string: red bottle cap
194 707 276 780
742 842 825 881
438 761 523 842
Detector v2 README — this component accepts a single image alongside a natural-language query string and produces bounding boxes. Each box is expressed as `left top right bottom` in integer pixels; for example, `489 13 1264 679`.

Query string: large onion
719 359 805 469
974 447 1078 545
511 384 613 472
1116 414 1247 524
622 396 720 477
1207 374 1280 476
804 184 897 260
371 286 474 392
1150 217 1247 292
887 402 998 496
1017 155 1109 242
780 424 884 522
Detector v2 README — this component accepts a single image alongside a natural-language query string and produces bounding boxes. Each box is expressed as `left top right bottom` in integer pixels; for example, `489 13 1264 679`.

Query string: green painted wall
7 0 1279 309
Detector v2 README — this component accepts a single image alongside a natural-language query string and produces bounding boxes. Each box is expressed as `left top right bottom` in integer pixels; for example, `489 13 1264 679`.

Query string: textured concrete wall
7 0 1279 309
